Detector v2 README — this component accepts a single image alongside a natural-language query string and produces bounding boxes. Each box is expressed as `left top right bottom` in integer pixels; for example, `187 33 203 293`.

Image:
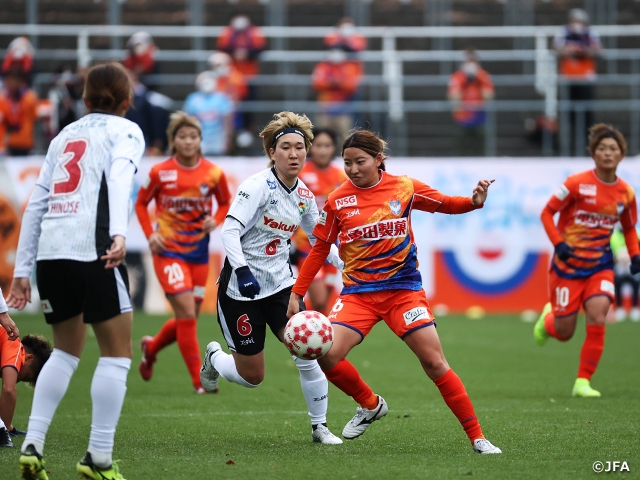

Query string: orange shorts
152 255 209 300
0 328 25 372
549 269 615 317
327 289 435 339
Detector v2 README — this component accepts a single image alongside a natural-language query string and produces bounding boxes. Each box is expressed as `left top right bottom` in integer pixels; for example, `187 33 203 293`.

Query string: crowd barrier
2 156 638 314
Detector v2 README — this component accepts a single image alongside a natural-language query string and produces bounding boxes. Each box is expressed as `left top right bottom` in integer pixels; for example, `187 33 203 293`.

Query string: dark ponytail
83 62 133 113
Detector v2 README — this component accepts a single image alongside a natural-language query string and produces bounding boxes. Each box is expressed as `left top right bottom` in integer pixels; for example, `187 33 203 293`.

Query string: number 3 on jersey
53 138 89 196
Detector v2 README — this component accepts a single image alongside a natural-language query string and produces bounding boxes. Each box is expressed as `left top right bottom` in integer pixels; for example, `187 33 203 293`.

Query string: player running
7 62 144 480
534 124 639 398
136 112 231 393
199 112 344 445
286 129 502 454
293 128 347 315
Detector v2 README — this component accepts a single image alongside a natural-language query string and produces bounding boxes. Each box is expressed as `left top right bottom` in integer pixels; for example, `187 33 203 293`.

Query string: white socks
294 357 328 426
87 357 131 469
211 351 260 388
22 349 80 455
0 417 5 430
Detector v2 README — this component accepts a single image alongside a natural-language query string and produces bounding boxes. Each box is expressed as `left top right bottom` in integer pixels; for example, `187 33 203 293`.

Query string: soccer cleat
138 336 156 381
615 308 627 322
19 444 48 480
342 395 388 439
312 424 343 445
473 438 502 454
630 307 640 322
200 341 221 393
534 303 552 346
0 427 13 447
572 378 601 398
76 452 125 480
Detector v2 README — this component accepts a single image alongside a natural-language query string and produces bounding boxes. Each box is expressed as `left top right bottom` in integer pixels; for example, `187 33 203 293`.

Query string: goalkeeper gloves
631 256 640 275
554 242 574 262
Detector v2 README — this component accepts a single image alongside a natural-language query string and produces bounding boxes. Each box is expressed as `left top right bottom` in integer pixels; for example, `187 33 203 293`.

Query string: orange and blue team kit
295 160 348 281
135 158 231 299
293 171 482 338
542 169 640 316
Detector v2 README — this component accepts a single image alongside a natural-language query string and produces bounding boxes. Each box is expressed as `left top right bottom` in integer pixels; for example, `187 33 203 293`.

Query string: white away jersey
35 113 145 261
222 167 319 300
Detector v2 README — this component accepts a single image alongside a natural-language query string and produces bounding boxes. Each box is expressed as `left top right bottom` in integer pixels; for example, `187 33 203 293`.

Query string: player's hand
102 235 126 269
286 292 302 319
6 277 31 311
148 232 166 254
202 216 217 234
554 242 574 262
0 312 19 340
235 266 261 299
630 255 640 275
472 179 495 206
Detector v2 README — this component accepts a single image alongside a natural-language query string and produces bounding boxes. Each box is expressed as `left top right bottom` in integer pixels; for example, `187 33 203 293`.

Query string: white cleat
473 438 502 454
200 341 221 393
630 307 640 322
615 308 627 322
342 395 388 439
312 424 343 444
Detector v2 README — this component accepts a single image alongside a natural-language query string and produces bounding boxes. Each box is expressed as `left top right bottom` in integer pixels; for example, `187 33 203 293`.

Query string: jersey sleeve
212 169 232 225
410 179 446 213
546 177 576 213
312 201 340 244
110 123 145 171
620 188 640 257
226 177 267 227
135 167 160 239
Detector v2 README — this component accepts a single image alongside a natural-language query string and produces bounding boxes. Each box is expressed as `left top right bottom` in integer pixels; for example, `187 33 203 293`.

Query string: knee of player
239 371 264 386
318 350 343 371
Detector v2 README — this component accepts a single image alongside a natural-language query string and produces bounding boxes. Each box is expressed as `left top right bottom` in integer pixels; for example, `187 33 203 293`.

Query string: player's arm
541 180 576 260
300 199 343 270
411 178 490 214
619 192 640 273
0 287 18 340
103 124 146 268
211 169 232 227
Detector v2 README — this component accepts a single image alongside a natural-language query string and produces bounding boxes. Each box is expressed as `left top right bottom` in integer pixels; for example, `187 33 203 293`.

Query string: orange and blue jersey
542 169 639 279
310 171 480 294
135 157 231 264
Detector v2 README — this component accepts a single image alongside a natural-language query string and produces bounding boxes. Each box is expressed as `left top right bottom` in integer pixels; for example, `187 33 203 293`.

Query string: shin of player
534 124 639 398
200 112 342 444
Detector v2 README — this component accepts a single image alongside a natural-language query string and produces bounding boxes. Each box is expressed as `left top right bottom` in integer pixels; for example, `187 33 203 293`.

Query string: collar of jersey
271 167 298 194
172 157 202 170
590 168 619 186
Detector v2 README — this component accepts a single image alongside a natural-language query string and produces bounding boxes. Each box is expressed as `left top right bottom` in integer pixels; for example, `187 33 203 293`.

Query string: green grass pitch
1 313 639 479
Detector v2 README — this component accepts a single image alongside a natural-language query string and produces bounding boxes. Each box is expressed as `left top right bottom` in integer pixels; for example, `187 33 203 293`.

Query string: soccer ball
284 311 333 360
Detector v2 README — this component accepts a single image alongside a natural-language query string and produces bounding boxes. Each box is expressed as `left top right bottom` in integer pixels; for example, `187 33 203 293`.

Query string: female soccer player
293 128 347 314
7 62 145 480
286 129 502 454
199 112 343 444
534 124 639 397
136 112 231 393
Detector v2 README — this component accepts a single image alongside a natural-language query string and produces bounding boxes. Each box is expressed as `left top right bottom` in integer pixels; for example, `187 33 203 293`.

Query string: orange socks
544 311 570 341
148 318 177 356
577 325 605 380
323 359 378 410
434 369 483 442
176 318 202 389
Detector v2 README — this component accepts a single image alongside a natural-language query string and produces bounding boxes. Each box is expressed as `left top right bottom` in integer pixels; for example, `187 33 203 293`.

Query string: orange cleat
139 336 156 381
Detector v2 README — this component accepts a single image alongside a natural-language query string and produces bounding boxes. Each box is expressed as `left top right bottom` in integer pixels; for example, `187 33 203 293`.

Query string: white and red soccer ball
284 311 333 360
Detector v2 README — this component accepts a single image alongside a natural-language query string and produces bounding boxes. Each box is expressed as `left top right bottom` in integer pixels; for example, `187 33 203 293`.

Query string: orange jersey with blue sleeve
135 158 231 264
294 161 348 255
543 169 639 279
311 172 480 294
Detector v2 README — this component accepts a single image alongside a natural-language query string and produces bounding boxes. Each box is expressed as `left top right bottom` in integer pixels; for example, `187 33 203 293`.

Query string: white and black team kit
218 167 342 355
14 113 145 324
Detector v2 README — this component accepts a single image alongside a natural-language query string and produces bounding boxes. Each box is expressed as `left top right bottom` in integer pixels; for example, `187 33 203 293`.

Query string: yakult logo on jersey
335 195 357 210
579 184 597 196
339 218 408 243
403 307 429 325
159 170 178 182
555 184 570 201
298 187 313 199
261 215 299 233
575 210 618 229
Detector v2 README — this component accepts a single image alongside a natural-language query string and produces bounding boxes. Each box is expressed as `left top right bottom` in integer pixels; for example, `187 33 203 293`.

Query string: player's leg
167 291 204 392
534 272 581 345
307 280 331 315
630 275 640 321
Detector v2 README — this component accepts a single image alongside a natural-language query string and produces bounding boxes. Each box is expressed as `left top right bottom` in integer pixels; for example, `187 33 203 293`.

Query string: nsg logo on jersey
335 195 357 210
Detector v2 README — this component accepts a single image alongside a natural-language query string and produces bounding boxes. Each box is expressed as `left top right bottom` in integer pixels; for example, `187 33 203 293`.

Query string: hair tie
272 128 306 148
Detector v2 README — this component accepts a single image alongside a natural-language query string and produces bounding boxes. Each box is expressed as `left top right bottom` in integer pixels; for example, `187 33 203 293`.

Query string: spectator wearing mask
184 71 234 156
447 48 494 156
554 9 601 155
324 17 367 55
216 15 266 80
2 37 34 81
0 68 38 156
208 51 248 104
123 32 158 89
312 48 363 145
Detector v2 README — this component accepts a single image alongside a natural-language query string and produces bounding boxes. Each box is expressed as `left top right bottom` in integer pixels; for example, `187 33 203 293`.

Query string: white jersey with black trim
15 113 144 270
222 167 319 300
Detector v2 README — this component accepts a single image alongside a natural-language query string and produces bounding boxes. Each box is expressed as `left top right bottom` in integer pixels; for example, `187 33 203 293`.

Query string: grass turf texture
1 313 639 480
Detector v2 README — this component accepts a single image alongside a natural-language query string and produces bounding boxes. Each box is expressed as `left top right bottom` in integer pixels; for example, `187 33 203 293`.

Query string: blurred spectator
184 71 234 156
324 17 367 55
611 227 640 322
47 66 86 135
2 37 34 81
216 15 266 79
447 48 494 156
554 9 601 155
312 48 363 145
0 68 38 156
125 71 170 156
209 51 248 103
123 32 158 89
